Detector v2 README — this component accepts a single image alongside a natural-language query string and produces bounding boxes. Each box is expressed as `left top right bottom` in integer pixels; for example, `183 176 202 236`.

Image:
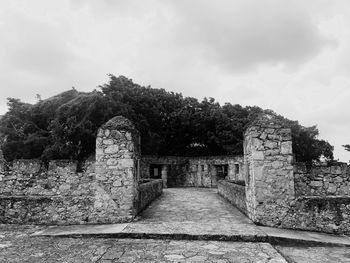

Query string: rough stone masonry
0 116 162 225
95 116 141 222
244 114 295 226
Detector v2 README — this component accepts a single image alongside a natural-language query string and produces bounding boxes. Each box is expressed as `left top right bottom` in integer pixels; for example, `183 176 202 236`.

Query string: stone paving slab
99 239 288 263
261 226 350 247
0 224 288 263
276 245 350 263
32 223 128 237
6 225 350 263
122 221 267 242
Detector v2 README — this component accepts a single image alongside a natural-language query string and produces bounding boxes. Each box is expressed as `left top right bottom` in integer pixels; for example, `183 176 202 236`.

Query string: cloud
1 15 75 75
165 0 336 71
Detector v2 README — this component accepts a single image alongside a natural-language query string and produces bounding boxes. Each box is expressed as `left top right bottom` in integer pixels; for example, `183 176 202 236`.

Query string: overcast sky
0 0 349 162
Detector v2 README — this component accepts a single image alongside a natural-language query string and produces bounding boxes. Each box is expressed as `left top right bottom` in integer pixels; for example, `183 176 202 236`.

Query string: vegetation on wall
0 75 334 164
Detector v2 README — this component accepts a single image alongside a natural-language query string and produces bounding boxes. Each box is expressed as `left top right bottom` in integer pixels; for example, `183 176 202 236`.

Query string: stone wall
0 160 94 197
241 113 350 234
140 155 244 188
0 159 98 224
137 179 163 213
294 162 350 197
282 196 350 234
0 116 149 225
217 180 247 214
243 114 294 226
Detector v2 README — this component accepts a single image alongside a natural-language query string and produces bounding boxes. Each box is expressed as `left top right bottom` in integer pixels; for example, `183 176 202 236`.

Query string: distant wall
294 162 350 197
140 155 244 188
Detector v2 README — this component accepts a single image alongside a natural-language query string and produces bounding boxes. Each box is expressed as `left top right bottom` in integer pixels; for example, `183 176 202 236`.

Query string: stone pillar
243 114 294 226
95 116 140 222
161 165 168 188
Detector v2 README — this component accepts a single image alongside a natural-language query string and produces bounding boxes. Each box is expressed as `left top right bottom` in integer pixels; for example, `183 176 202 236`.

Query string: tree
0 74 335 165
343 145 350 152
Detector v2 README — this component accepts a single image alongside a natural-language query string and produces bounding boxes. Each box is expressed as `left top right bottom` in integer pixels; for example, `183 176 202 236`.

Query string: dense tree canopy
0 75 334 164
343 145 350 152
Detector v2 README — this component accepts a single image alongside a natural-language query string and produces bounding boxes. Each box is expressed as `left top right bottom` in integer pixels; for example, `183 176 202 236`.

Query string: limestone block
103 139 114 145
272 161 283 169
113 180 122 187
252 138 264 150
252 151 264 160
59 184 71 192
106 158 118 166
335 177 343 183
310 180 323 187
331 166 342 175
327 185 337 194
265 128 275 134
267 134 281 140
104 145 120 154
264 141 278 149
281 141 292 155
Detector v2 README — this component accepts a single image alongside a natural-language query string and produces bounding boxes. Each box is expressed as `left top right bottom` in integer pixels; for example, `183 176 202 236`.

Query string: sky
0 0 349 162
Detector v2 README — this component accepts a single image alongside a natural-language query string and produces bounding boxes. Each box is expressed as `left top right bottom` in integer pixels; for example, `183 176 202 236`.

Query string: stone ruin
0 116 162 225
0 114 349 234
219 114 350 234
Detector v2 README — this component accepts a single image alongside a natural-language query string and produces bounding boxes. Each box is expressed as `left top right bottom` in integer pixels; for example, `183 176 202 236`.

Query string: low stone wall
137 179 163 213
0 195 94 225
217 180 247 214
282 196 350 234
0 159 94 197
0 158 134 225
294 162 350 197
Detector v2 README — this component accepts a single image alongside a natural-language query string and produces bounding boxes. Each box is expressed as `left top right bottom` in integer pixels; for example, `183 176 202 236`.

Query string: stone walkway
123 188 266 239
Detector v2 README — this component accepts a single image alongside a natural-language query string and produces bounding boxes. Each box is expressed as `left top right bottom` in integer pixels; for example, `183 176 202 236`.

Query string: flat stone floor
276 245 350 263
124 188 265 238
0 225 287 263
3 225 350 262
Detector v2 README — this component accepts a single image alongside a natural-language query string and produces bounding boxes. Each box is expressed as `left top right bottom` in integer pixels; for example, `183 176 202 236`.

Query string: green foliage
343 145 350 152
0 75 334 164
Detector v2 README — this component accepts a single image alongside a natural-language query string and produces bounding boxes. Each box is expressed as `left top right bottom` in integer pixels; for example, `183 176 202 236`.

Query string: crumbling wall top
245 113 286 134
100 116 138 133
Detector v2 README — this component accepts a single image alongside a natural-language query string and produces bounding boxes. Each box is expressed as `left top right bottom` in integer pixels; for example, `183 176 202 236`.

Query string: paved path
4 225 350 262
124 188 266 238
0 225 288 263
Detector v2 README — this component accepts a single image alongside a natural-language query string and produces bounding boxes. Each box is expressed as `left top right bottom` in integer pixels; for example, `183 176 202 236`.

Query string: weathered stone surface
0 224 289 263
294 162 350 197
243 114 294 226
137 179 163 213
217 180 247 214
0 116 158 225
281 196 350 234
94 116 141 222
